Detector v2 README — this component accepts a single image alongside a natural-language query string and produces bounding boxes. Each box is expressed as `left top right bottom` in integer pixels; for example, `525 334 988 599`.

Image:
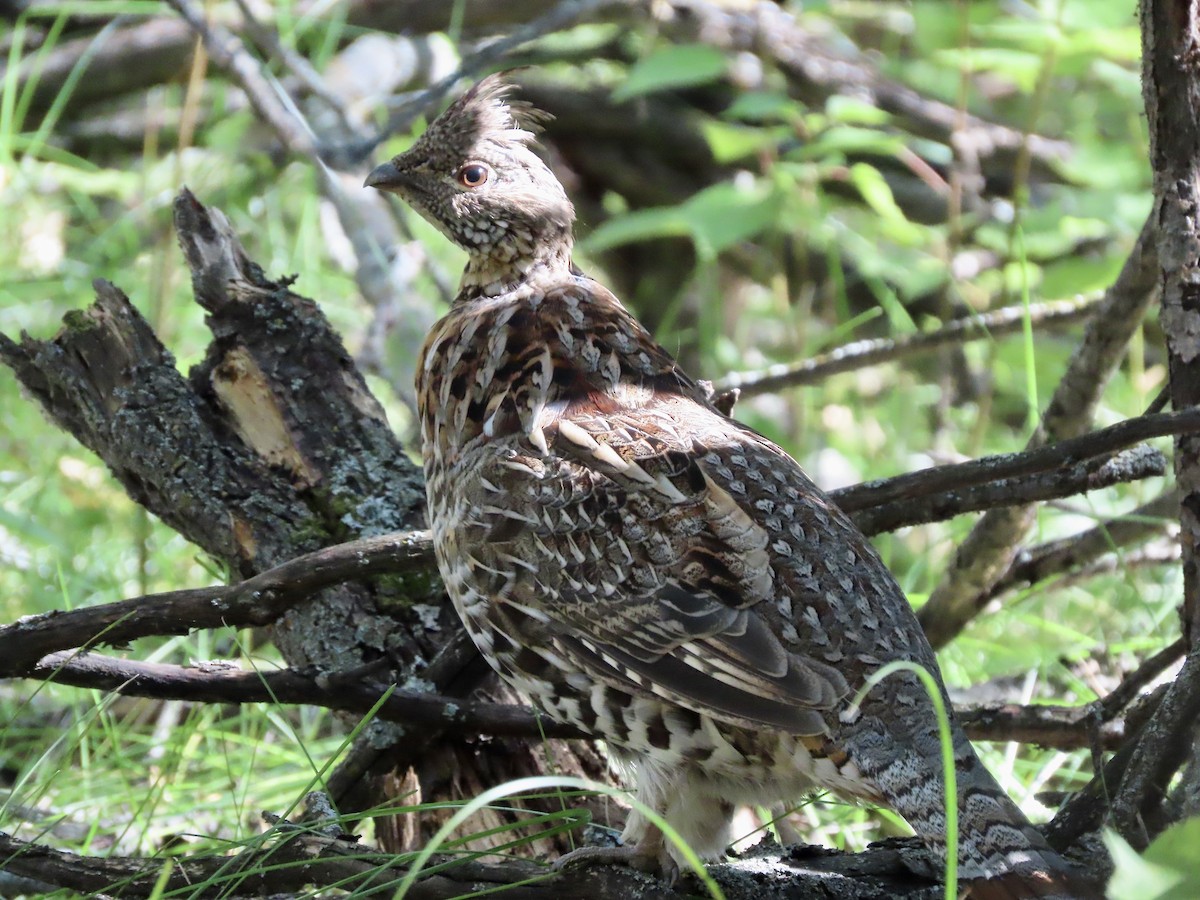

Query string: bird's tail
938 754 1103 900
847 714 1101 899
965 865 1101 900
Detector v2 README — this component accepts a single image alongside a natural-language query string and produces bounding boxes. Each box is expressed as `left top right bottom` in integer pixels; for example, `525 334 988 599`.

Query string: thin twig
232 0 352 127
1098 638 1187 721
718 296 1098 397
1109 649 1200 847
654 0 1073 174
27 651 580 740
166 0 321 159
1021 545 1180 596
983 492 1178 603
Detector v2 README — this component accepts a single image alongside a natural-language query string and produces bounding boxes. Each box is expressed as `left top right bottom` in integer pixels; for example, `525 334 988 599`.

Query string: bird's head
365 74 576 295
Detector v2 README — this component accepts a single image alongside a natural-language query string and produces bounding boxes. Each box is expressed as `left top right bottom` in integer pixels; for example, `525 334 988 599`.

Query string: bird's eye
457 164 490 189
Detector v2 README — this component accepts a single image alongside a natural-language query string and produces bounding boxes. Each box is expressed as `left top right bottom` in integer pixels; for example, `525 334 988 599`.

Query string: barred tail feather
951 769 1103 899
849 720 1101 900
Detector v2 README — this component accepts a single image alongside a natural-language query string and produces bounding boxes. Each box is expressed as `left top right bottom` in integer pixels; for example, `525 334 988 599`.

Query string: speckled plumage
366 75 1095 898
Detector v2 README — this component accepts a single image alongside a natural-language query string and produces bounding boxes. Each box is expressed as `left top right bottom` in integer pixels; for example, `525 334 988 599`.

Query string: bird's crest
424 72 550 159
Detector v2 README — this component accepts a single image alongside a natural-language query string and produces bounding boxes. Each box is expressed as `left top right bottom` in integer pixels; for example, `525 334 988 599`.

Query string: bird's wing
474 390 851 736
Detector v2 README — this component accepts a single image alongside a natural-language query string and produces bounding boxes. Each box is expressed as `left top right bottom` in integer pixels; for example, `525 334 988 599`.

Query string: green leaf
848 163 907 224
702 121 784 163
1144 817 1200 892
1040 254 1124 299
612 44 727 102
724 91 800 122
1060 27 1140 64
933 47 1044 92
844 164 925 248
581 206 692 253
23 1 163 15
582 179 781 260
684 180 782 258
788 125 906 160
826 96 891 126
1103 823 1200 900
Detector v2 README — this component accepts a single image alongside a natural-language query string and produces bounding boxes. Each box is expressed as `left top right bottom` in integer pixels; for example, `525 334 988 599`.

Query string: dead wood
0 189 610 859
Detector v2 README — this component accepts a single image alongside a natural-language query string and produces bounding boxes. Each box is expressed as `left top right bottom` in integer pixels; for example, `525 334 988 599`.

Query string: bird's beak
364 160 406 190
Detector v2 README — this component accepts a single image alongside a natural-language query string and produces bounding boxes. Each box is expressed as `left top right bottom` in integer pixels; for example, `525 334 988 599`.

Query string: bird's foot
553 837 683 886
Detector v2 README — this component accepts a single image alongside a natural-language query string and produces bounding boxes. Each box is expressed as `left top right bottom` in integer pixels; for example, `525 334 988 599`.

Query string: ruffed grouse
366 75 1094 898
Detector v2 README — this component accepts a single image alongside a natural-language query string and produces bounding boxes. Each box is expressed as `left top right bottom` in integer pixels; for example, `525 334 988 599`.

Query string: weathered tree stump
0 189 613 857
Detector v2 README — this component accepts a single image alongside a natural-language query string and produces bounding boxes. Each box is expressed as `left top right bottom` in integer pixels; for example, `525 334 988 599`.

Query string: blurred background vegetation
0 0 1178 893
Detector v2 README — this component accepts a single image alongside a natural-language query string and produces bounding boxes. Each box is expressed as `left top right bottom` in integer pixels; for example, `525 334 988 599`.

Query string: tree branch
7 17 195 114
166 0 320 158
0 531 433 678
0 413 1187 677
833 409 1196 514
0 827 949 900
1144 0 1200 648
849 445 1165 535
654 0 1073 177
1099 0 1200 850
718 296 1098 397
1109 650 1200 848
982 492 1178 604
1034 640 1187 849
11 650 1142 753
1098 637 1187 722
25 651 580 741
956 702 1125 752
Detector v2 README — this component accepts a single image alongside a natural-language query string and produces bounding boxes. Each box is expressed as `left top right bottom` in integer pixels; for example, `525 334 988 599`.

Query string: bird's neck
459 238 575 299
